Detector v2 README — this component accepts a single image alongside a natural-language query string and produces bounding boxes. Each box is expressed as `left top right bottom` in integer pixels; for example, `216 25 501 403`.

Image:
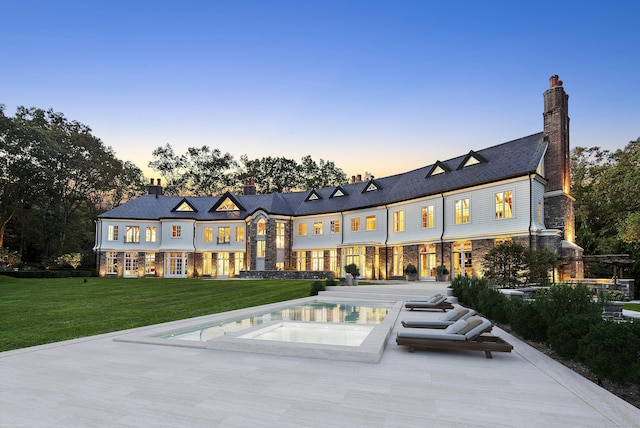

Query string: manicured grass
624 303 640 312
0 276 313 352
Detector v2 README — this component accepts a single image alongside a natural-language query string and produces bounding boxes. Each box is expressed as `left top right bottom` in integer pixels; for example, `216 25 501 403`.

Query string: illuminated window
393 246 403 276
432 165 445 175
314 221 323 235
235 226 245 242
234 252 244 273
298 223 307 236
311 250 324 270
365 215 376 231
108 225 119 241
204 227 213 243
144 253 155 275
217 227 230 244
106 251 118 274
257 218 266 235
175 201 193 211
145 226 156 242
276 222 285 248
393 211 404 232
256 241 266 258
454 199 470 224
217 197 238 211
330 220 340 233
297 251 307 270
495 237 512 246
495 191 513 219
125 226 140 243
329 250 338 275
422 206 434 228
172 225 182 237
124 252 138 276
351 218 361 232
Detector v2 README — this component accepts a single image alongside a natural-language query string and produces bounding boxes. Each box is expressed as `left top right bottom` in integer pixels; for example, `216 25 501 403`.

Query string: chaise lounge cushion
444 319 469 334
396 328 468 341
444 307 469 321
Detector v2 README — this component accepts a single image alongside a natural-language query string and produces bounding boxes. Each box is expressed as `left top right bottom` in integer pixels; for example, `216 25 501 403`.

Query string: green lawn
0 276 313 352
624 303 640 312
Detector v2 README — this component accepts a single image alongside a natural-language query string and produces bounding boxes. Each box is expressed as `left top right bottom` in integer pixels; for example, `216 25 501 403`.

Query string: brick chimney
243 178 256 195
147 178 164 196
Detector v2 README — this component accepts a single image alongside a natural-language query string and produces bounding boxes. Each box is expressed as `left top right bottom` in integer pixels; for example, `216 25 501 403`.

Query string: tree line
1 104 638 278
0 105 352 266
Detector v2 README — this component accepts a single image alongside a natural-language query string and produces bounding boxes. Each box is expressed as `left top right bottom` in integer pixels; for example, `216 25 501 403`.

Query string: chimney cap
549 75 563 88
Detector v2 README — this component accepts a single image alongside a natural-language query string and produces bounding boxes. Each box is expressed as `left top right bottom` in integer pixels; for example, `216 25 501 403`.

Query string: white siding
96 219 161 251
292 214 343 250
195 221 246 252
342 207 387 245
159 220 195 251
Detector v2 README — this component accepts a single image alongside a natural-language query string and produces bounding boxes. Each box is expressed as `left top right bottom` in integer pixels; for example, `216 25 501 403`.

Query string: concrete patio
2 281 639 427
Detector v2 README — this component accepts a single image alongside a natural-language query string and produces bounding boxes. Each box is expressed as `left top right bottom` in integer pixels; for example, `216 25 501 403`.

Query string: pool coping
114 295 403 363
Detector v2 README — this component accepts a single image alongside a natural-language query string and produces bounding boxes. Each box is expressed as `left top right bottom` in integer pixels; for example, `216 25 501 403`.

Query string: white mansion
94 76 583 281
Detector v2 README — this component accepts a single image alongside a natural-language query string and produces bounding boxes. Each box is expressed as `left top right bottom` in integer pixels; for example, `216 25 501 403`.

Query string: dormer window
426 161 451 178
457 151 487 170
330 186 348 198
305 190 322 201
172 199 197 212
362 179 381 193
217 197 239 211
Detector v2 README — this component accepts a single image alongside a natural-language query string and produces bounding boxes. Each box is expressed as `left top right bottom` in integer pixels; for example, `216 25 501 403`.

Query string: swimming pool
115 296 403 363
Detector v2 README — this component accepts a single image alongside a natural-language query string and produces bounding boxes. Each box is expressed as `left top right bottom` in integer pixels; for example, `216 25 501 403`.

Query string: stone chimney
147 178 164 197
243 178 256 195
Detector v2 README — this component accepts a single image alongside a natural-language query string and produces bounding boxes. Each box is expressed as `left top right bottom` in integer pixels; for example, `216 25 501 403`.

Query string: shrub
579 321 640 387
344 263 360 277
547 313 601 359
536 283 601 325
527 248 558 285
404 263 417 275
324 278 337 286
509 299 548 342
309 281 326 296
482 242 528 287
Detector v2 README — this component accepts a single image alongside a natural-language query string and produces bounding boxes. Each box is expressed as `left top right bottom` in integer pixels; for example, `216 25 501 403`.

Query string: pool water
239 322 375 346
163 300 393 342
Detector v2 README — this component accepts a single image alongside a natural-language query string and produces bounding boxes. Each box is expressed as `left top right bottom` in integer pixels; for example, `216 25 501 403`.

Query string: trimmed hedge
0 270 95 278
450 275 639 392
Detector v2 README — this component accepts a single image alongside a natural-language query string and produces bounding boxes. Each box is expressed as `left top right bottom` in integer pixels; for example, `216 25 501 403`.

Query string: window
256 240 266 258
145 226 156 242
234 252 244 274
145 253 155 275
454 199 470 224
537 201 542 224
314 221 323 235
165 252 186 276
422 206 434 228
296 251 307 271
330 220 340 233
257 218 266 235
311 250 324 271
204 227 213 243
276 222 285 248
365 215 376 231
217 227 230 244
298 223 307 236
175 201 193 212
106 251 118 274
125 226 140 243
495 191 513 219
329 249 338 276
235 226 245 242
453 241 472 277
202 253 213 276
108 225 119 241
495 238 512 245
172 225 182 237
124 252 138 276
351 217 361 232
393 210 405 232
393 246 403 276
217 198 238 211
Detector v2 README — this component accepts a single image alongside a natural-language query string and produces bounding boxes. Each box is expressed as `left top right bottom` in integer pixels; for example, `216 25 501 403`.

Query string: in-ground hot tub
115 296 402 363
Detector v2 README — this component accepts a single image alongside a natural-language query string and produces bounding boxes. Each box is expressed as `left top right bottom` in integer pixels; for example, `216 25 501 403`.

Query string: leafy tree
528 247 559 285
149 144 237 195
240 155 302 194
56 252 83 269
299 155 347 190
482 242 528 287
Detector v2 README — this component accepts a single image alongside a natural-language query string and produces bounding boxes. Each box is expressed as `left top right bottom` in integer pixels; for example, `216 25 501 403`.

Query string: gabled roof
172 198 198 212
457 150 488 170
425 161 451 178
98 133 546 221
209 192 245 212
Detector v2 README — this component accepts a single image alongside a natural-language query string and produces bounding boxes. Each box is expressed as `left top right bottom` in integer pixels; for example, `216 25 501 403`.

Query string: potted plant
436 264 449 281
405 263 418 281
344 263 360 286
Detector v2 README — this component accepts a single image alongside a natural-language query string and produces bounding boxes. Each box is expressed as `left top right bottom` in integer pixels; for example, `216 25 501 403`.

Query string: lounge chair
396 316 513 358
404 295 454 311
401 307 476 329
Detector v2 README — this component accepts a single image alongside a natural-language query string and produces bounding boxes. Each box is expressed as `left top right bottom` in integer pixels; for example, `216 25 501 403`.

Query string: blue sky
2 1 639 179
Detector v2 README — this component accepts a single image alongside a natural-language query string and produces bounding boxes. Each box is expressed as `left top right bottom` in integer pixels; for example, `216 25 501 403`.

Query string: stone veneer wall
239 270 334 280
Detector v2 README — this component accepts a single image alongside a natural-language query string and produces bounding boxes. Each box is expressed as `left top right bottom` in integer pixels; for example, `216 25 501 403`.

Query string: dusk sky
2 1 639 179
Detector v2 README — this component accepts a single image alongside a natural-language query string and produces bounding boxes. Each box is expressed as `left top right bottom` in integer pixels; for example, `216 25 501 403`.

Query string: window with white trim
236 226 245 242
172 225 182 237
495 191 513 219
313 221 323 235
393 210 404 232
276 222 285 248
108 225 119 241
351 218 361 232
298 223 307 236
365 215 376 231
330 220 340 233
145 226 156 242
204 227 213 243
422 205 434 228
454 199 470 224
311 250 324 270
125 226 140 243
